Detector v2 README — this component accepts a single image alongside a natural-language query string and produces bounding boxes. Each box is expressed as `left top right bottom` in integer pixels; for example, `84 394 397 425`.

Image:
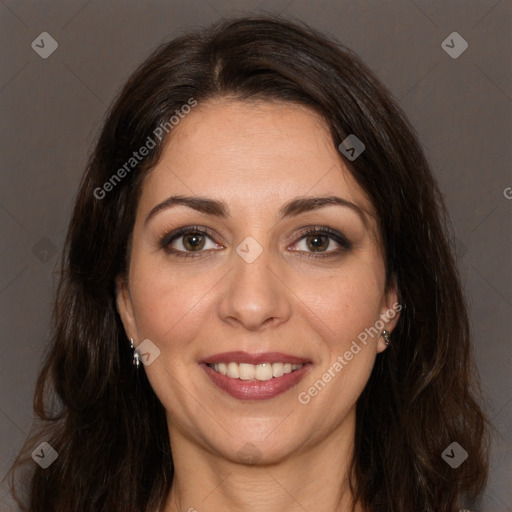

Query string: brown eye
161 226 223 257
305 234 330 252
182 232 206 251
289 226 352 259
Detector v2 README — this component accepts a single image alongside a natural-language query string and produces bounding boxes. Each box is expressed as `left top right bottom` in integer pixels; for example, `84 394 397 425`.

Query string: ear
376 282 402 353
115 275 138 341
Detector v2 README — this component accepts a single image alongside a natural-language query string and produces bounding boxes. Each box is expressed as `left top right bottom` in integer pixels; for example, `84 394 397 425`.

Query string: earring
381 330 391 346
130 337 140 368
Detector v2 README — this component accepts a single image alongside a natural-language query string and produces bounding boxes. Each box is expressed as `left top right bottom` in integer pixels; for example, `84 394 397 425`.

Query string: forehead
140 98 376 225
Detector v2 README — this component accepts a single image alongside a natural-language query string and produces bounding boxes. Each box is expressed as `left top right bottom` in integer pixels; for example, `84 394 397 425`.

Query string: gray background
1 0 510 510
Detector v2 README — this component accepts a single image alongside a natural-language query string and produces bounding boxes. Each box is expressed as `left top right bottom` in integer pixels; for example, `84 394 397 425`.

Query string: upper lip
199 351 310 365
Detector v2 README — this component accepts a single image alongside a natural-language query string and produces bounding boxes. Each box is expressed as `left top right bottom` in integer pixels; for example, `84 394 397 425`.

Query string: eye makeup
157 224 353 260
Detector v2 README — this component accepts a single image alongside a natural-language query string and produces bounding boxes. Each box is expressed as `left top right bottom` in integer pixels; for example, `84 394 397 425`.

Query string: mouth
206 361 304 380
199 351 312 401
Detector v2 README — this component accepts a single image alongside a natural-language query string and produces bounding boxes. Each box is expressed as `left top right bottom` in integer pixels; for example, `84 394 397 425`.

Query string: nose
217 243 292 332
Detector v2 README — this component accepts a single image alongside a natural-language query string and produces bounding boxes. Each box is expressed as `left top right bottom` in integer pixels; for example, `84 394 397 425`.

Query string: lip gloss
200 362 311 400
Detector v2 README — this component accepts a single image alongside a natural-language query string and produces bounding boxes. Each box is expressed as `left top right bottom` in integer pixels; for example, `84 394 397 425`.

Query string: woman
5 15 489 512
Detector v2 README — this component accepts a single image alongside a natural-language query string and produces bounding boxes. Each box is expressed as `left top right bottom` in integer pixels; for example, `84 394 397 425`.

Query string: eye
289 227 352 258
160 225 352 260
160 226 223 258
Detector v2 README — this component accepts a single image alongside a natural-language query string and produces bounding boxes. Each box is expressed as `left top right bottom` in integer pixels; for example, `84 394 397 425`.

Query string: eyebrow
144 194 370 228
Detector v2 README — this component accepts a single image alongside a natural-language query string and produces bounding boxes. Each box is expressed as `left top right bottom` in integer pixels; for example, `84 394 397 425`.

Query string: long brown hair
4 15 489 512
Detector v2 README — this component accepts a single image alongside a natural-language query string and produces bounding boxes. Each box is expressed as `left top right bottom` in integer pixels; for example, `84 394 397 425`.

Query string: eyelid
288 226 353 257
159 224 352 258
292 225 352 248
159 225 224 252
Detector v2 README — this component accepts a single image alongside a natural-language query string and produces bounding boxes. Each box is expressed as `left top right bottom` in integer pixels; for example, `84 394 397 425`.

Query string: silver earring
130 337 140 368
381 330 390 346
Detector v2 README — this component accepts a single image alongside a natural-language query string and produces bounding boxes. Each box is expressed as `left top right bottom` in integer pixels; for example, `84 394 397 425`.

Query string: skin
116 98 400 512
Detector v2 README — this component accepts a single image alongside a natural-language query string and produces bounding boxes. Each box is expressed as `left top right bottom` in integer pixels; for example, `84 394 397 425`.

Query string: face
116 98 399 464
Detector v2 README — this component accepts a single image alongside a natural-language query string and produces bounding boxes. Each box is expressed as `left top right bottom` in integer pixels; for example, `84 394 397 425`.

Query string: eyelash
159 225 352 260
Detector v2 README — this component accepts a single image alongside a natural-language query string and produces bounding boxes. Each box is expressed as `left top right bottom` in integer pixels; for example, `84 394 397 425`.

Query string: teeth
272 362 284 377
208 362 304 380
255 363 273 381
239 363 255 380
227 362 239 378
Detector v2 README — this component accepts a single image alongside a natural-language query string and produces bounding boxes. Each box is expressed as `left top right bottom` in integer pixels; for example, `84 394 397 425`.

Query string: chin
214 429 307 466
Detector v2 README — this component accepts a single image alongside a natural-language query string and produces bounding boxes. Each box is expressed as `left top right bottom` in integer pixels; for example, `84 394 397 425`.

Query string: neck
162 408 364 512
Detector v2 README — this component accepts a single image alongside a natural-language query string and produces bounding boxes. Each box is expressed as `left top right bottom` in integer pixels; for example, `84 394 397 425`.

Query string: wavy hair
4 15 489 512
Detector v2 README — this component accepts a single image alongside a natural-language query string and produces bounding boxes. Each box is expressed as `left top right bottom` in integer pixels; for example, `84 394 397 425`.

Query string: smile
207 362 304 380
199 351 312 400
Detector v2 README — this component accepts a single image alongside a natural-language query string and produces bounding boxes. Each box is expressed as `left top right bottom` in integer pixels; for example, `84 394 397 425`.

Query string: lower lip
200 363 311 401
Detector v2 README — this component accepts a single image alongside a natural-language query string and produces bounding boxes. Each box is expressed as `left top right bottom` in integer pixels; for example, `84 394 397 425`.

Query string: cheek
295 269 382 419
128 256 214 348
298 257 385 350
